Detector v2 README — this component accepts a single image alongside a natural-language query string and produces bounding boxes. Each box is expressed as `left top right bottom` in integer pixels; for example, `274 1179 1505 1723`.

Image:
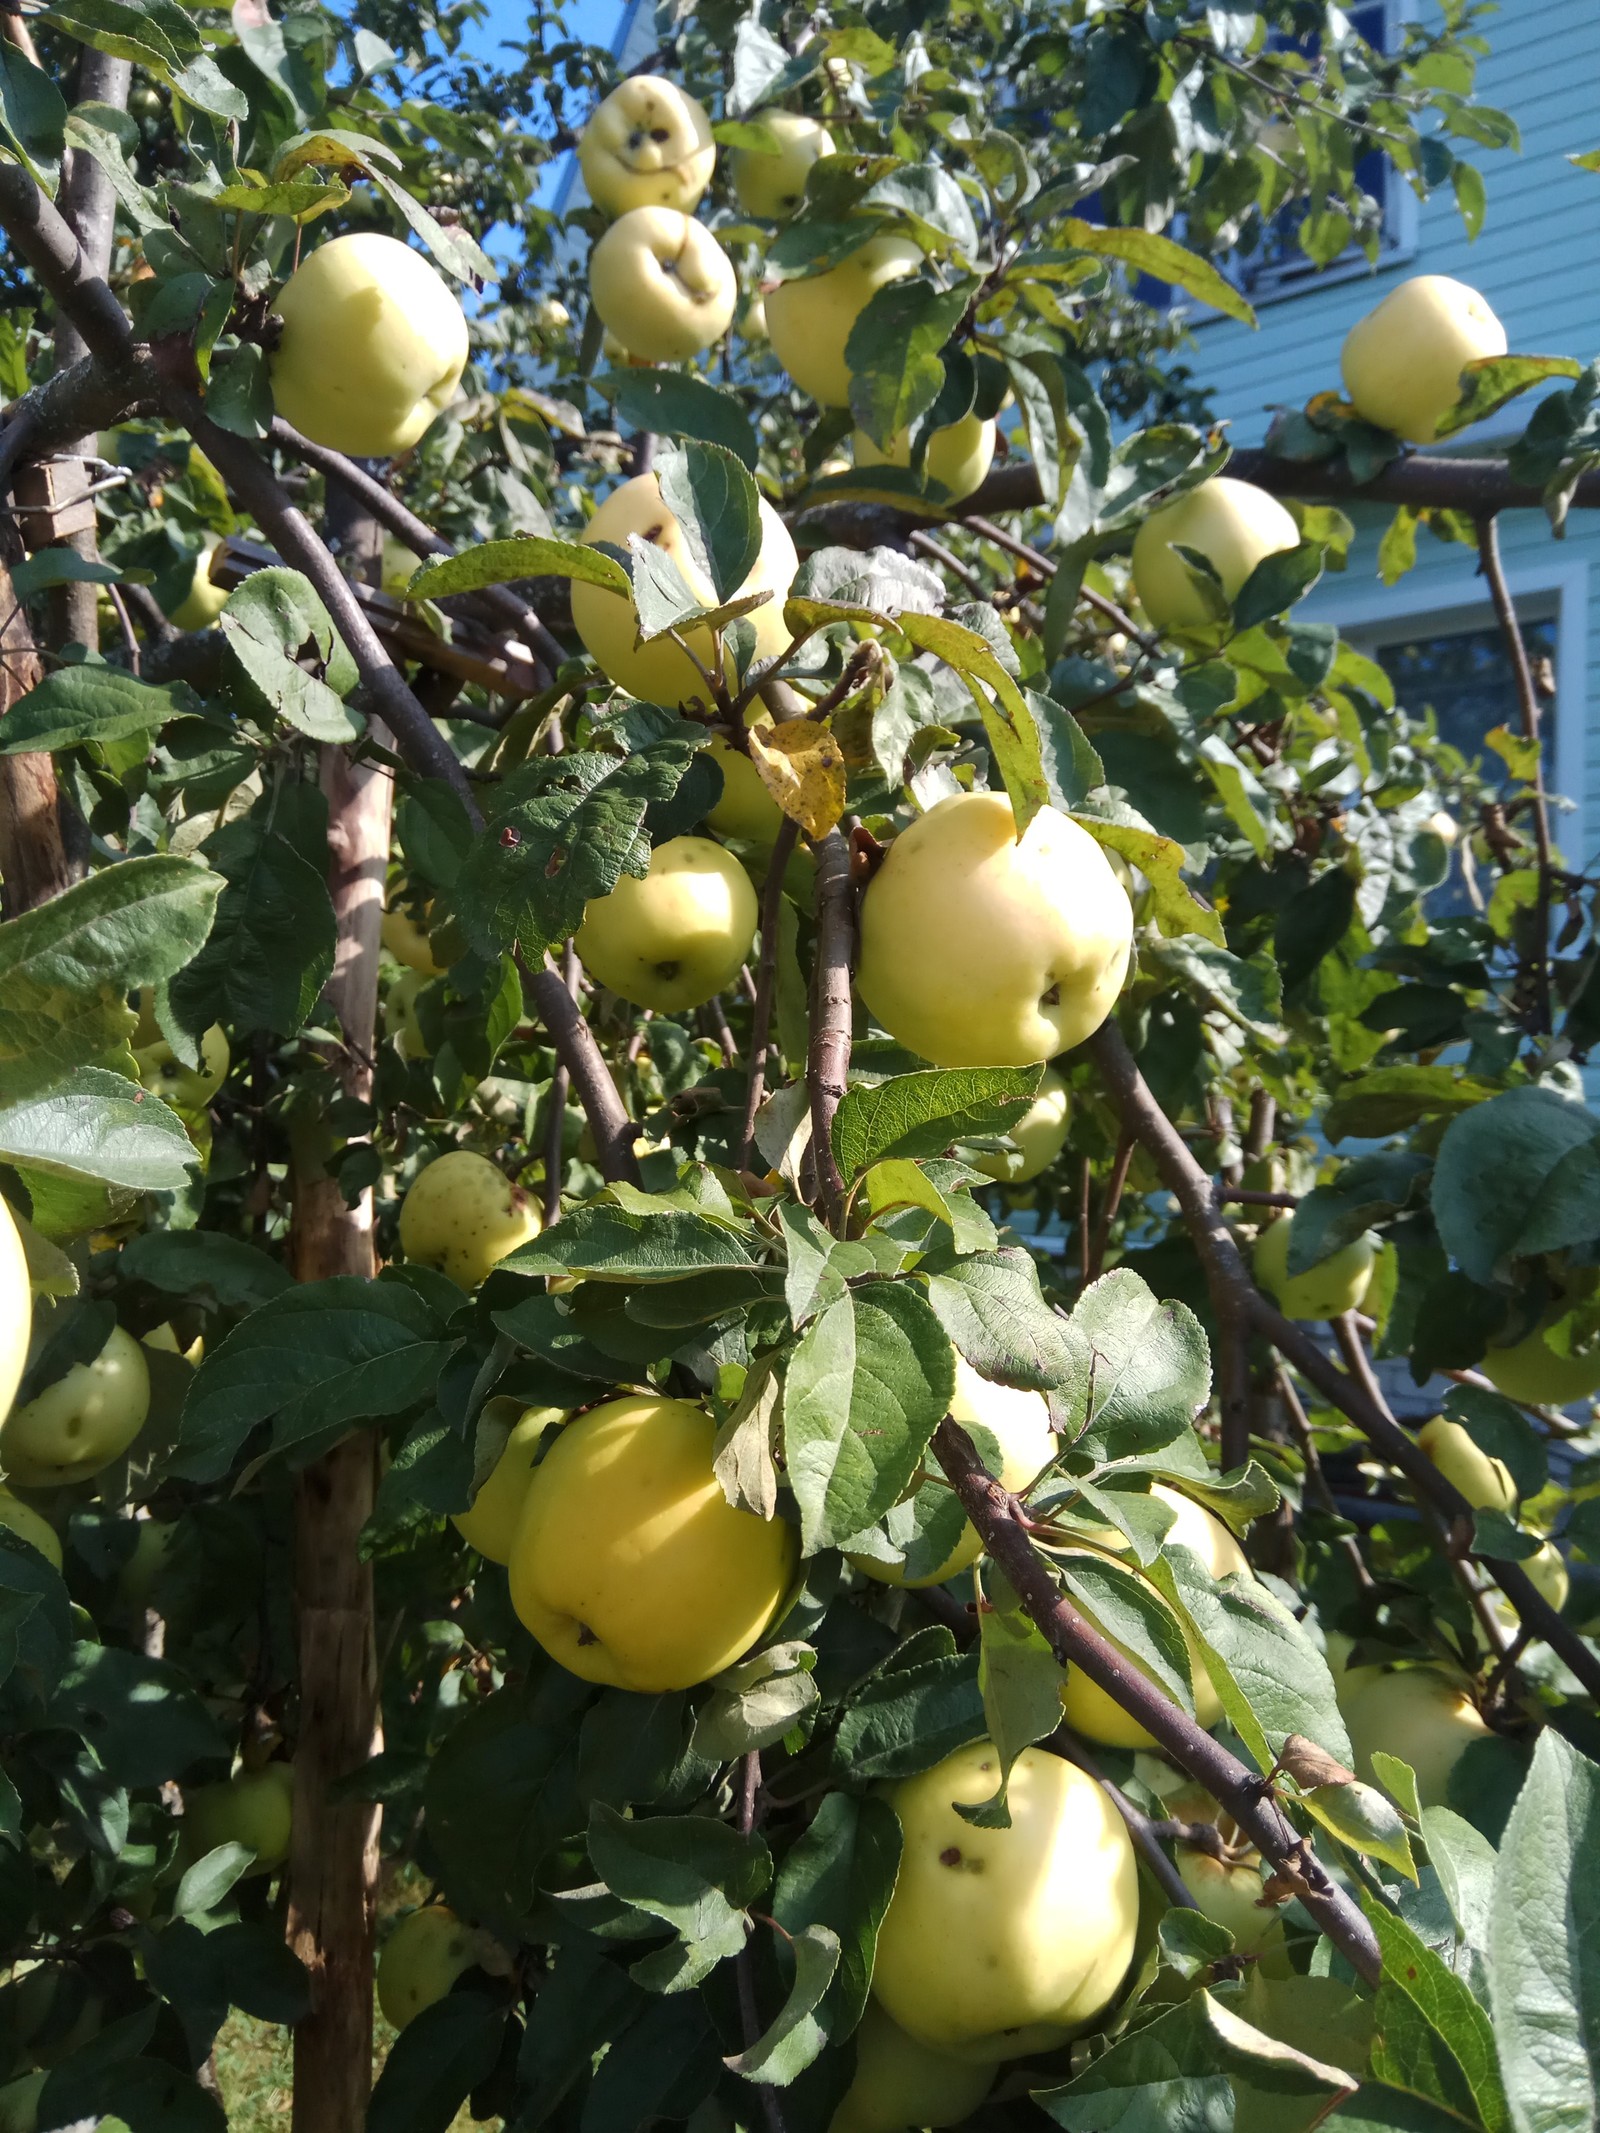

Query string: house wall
1177 0 1600 871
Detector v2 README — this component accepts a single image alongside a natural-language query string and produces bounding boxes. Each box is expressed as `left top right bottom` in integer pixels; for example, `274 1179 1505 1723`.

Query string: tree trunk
0 564 71 914
286 478 390 2132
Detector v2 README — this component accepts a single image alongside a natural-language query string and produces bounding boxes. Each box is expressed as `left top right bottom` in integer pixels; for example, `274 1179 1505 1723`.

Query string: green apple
398 1150 541 1290
705 735 782 842
133 1024 229 1108
853 1357 1055 1588
1131 476 1300 632
766 234 924 407
852 413 997 508
1058 1485 1253 1750
381 905 443 977
588 205 737 361
168 543 227 631
1479 1302 1600 1407
0 1191 31 1426
732 110 834 220
572 472 799 710
1252 1215 1375 1322
385 970 427 1061
382 535 423 597
1341 275 1506 445
575 834 759 1014
1417 1417 1516 1514
855 792 1133 1068
577 77 715 218
829 2002 994 2133
182 1761 295 1872
378 1903 489 2028
270 233 469 458
509 1394 797 1692
0 1488 60 1571
1339 1665 1490 1808
971 1067 1071 1184
451 1399 566 1565
873 1741 1138 2061
1 1324 150 1488
1176 1845 1290 1967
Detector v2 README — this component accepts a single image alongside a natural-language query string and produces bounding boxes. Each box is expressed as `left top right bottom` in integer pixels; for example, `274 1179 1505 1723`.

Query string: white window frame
1331 553 1591 872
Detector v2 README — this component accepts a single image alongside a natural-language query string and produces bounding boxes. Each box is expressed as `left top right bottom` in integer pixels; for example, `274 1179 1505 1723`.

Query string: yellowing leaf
748 718 847 839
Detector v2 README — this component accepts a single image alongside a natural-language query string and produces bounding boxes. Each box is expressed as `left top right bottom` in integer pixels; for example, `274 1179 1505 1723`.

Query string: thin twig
1476 512 1554 1035
736 817 800 1172
1087 1133 1135 1281
542 943 577 1227
806 828 854 1230
1273 1365 1374 1591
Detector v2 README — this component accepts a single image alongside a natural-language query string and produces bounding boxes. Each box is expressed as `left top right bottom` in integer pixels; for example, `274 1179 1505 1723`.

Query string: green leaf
845 278 972 451
860 165 980 257
1057 217 1256 325
1290 1153 1430 1274
771 1791 901 2039
49 1642 226 1787
117 1229 292 1310
0 33 67 194
691 1642 819 1762
1432 1085 1600 1286
367 1993 507 2133
218 568 361 741
1434 353 1584 441
369 165 493 283
596 370 759 470
723 1924 839 2083
406 536 629 605
959 1579 1065 1827
1073 810 1225 946
1229 542 1325 631
1059 1548 1195 1711
832 1067 1039 1184
174 1278 451 1482
1300 1780 1418 1881
783 1281 955 1553
829 1639 985 1781
588 1800 769 1969
1325 1066 1502 1143
920 1246 1075 1390
896 610 1050 833
451 728 706 962
0 858 221 1106
501 1205 753 1284
1058 1269 1211 1461
168 815 336 1040
0 1067 196 1191
1368 1896 1509 2133
1487 1728 1600 2133
0 662 199 756
40 0 202 67
655 440 763 603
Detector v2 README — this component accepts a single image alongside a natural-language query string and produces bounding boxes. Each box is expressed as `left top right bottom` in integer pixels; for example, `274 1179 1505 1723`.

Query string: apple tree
0 3 1599 2130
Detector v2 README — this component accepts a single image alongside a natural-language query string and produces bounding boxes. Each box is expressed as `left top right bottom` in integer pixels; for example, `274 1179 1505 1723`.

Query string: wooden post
286 478 389 2131
0 564 71 914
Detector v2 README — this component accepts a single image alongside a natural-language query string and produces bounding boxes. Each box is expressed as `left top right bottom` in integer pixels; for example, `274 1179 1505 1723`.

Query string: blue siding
1178 3 1600 869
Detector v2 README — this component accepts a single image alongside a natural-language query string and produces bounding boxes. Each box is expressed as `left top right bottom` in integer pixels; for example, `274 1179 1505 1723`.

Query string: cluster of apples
1128 272 1508 631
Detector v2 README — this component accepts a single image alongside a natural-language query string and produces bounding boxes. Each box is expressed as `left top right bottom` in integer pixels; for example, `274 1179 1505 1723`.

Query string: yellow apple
732 111 835 220
451 1400 565 1564
0 1192 31 1425
270 233 469 458
873 1741 1138 2061
1339 1665 1491 1808
1252 1215 1375 1323
398 1150 541 1290
168 544 227 631
182 1762 294 1872
589 206 737 361
1130 477 1300 632
1340 275 1507 445
1417 1417 1516 1515
742 293 768 341
853 1357 1054 1589
134 1024 229 1107
381 905 442 977
830 2002 994 2133
0 1324 150 1488
578 77 715 218
382 535 423 597
508 1393 797 1692
377 1903 486 2028
1479 1304 1600 1407
1176 1845 1285 1961
705 734 782 842
1059 1485 1252 1751
0 1488 60 1572
852 414 997 508
572 472 799 709
766 235 924 407
141 1323 202 1364
971 1067 1071 1185
855 793 1133 1068
575 834 758 1014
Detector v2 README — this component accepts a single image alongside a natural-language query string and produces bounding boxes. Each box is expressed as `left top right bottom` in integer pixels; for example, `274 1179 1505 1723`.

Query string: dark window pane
1374 619 1557 768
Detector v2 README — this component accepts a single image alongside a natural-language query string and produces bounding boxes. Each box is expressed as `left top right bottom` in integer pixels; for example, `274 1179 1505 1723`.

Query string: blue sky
455 0 621 66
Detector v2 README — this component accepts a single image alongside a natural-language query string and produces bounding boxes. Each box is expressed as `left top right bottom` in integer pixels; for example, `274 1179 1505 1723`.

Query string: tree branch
518 952 641 1188
1087 1019 1600 1703
805 828 854 1229
931 1418 1382 1984
1476 511 1554 1034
